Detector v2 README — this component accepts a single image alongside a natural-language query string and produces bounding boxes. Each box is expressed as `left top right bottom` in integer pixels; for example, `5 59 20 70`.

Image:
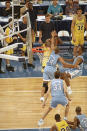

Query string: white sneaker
67 87 72 95
40 97 44 102
38 119 44 126
64 117 67 120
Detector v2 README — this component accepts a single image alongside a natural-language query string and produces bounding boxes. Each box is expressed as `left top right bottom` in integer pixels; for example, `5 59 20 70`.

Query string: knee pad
43 82 48 93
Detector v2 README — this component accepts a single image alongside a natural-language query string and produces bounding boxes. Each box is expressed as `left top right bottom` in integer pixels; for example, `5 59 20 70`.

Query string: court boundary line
0 90 87 93
0 127 51 130
0 76 87 79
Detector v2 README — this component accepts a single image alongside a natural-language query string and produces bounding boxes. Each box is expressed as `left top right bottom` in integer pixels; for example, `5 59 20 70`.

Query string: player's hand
68 97 72 101
13 36 17 40
38 39 43 44
74 65 80 69
72 36 76 43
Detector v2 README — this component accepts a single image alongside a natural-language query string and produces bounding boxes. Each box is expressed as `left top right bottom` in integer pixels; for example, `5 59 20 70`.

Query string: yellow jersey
5 27 13 55
56 120 71 131
72 15 85 45
5 27 13 44
42 46 51 72
74 16 85 35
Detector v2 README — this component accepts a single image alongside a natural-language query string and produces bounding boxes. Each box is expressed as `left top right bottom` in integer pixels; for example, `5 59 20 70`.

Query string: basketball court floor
0 77 87 129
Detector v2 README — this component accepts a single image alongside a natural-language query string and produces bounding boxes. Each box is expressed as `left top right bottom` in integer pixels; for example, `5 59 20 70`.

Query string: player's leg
60 72 72 94
38 97 57 126
40 81 48 102
60 96 70 120
6 49 14 72
38 106 52 126
64 102 70 120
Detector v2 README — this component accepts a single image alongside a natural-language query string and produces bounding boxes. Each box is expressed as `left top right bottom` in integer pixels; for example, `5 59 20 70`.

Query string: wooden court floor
0 77 87 129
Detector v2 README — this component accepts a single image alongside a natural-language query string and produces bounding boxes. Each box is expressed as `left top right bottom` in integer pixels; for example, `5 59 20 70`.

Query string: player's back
76 114 87 130
51 79 64 97
56 120 71 131
47 51 60 67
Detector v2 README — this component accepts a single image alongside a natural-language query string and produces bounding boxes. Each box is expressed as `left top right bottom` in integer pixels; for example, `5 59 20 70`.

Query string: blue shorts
50 96 68 108
43 66 56 81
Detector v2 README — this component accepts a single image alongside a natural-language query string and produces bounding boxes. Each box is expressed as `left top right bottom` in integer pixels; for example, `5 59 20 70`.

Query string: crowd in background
0 0 87 73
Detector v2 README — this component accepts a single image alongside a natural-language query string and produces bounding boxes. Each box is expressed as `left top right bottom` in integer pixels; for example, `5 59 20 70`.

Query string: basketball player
5 18 17 72
58 46 84 94
40 46 78 102
38 71 71 126
67 106 87 130
71 7 87 56
41 31 62 72
50 114 71 131
41 39 52 72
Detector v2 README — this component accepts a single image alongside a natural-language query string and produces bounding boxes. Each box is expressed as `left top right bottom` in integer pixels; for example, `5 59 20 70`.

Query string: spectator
84 5 87 21
27 2 37 43
84 5 87 14
39 14 55 44
2 1 12 17
50 114 70 131
0 42 5 73
65 0 79 16
20 0 29 17
67 106 87 130
47 0 63 17
5 18 17 72
20 0 25 4
71 7 87 56
18 14 35 69
66 0 79 4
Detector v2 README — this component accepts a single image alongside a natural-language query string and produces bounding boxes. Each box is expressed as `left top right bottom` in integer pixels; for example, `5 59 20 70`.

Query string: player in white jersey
67 106 87 130
58 46 84 94
38 71 71 126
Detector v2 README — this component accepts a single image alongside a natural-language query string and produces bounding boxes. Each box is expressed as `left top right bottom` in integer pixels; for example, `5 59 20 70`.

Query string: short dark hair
77 7 82 12
8 17 12 23
45 14 51 18
55 114 61 121
6 1 10 4
75 106 81 113
25 0 29 3
54 71 60 79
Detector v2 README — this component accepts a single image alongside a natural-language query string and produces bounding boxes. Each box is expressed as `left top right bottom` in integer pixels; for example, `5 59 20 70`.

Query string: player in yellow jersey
71 7 87 56
50 114 71 131
41 39 52 72
5 18 17 72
